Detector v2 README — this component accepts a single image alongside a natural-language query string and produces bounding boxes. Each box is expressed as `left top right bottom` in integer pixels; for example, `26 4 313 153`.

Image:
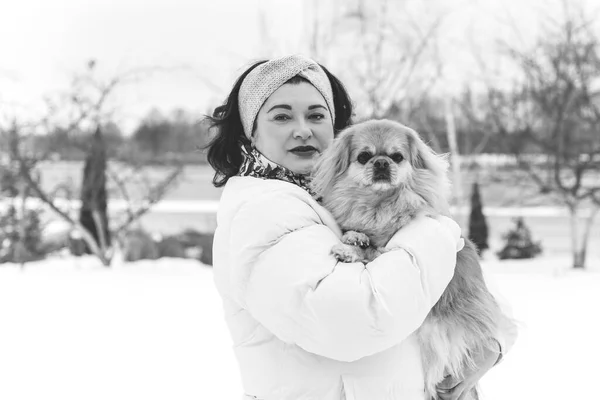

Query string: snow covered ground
0 254 598 400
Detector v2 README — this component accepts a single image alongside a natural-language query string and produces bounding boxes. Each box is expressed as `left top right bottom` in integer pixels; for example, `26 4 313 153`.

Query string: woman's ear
310 127 354 197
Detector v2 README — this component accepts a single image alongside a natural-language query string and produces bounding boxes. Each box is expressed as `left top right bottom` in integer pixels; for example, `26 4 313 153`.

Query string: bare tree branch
114 164 183 234
4 62 188 266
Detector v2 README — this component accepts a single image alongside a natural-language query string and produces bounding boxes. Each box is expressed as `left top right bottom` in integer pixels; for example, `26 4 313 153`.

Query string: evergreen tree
79 126 110 255
468 181 489 256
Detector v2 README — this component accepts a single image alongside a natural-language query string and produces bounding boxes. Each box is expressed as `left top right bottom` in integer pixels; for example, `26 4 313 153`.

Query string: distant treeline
4 109 214 165
0 93 544 165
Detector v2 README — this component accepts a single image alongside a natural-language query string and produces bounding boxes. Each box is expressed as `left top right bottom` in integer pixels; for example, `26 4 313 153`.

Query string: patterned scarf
237 144 316 197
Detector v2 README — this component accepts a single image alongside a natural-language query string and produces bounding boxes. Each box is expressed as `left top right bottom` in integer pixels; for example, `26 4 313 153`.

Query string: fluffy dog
310 119 504 400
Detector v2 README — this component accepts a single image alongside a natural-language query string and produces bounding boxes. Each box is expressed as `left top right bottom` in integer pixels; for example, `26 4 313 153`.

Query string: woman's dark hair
204 60 354 188
319 64 354 134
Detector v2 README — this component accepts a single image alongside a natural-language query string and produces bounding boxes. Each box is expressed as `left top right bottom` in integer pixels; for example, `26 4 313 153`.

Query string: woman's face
253 82 334 174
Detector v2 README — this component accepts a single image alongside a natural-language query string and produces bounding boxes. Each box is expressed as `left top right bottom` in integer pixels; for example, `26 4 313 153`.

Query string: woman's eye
309 113 325 121
274 114 291 121
391 153 404 163
357 151 372 165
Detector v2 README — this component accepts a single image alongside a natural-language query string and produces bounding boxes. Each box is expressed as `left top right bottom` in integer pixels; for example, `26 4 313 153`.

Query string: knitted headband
238 55 336 139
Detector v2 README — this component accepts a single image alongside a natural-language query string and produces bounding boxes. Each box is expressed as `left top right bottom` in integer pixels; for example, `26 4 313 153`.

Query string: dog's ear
407 129 448 173
310 127 355 197
406 129 452 214
407 131 431 170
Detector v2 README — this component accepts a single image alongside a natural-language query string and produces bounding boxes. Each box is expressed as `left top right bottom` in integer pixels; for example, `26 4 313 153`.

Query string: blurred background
1 0 599 399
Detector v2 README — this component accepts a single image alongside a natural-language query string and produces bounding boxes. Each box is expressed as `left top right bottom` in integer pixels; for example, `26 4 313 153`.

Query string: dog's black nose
374 159 389 170
372 158 390 181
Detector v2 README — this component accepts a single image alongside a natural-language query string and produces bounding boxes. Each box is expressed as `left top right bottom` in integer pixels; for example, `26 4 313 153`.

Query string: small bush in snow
0 164 47 264
121 229 160 262
156 236 187 258
497 217 542 260
173 229 213 266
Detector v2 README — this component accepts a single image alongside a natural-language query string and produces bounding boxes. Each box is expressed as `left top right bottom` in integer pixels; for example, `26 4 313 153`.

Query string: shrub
156 236 187 258
173 229 213 266
0 163 46 264
117 228 214 265
121 229 160 262
0 205 45 263
497 217 542 260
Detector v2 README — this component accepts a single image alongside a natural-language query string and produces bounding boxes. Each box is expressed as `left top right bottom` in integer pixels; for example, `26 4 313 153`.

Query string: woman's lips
290 146 318 157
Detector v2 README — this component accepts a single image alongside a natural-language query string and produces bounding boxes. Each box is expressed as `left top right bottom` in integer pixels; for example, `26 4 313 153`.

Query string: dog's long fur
310 119 504 400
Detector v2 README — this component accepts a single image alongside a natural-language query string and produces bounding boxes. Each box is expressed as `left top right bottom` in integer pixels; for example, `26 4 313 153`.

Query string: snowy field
1 253 599 400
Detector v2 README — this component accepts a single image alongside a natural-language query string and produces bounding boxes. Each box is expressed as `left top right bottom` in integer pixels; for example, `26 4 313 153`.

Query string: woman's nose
292 121 313 140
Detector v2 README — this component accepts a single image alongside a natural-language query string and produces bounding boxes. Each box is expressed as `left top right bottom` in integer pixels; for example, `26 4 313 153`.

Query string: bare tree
482 4 600 269
324 0 446 120
6 62 184 266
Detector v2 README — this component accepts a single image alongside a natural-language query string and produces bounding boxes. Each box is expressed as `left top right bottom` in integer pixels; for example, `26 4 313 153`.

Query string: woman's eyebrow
267 104 292 112
266 104 327 112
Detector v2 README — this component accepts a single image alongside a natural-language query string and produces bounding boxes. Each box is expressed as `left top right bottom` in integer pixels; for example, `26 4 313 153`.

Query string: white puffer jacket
212 176 507 400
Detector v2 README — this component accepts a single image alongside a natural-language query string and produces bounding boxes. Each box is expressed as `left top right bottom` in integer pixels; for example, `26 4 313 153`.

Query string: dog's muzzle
372 158 390 181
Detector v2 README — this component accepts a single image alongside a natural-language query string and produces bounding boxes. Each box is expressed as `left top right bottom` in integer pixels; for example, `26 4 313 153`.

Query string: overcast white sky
1 0 598 133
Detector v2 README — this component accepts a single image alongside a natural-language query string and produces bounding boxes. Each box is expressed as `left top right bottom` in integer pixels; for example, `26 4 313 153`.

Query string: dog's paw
341 231 370 248
331 243 364 263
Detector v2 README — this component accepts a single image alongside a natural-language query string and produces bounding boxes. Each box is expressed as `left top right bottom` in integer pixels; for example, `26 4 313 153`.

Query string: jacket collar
238 144 316 197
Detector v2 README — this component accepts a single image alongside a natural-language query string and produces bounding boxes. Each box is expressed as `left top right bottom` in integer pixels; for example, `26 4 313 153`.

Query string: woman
207 55 515 400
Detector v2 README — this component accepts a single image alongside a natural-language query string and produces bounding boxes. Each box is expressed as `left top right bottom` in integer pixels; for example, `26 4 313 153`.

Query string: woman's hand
435 341 501 400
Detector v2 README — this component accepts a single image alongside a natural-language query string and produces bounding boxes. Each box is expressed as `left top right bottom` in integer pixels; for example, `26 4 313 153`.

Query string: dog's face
344 122 417 191
311 119 451 213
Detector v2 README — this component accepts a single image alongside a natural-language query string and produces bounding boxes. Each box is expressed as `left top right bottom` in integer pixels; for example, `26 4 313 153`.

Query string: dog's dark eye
391 153 404 163
357 151 372 165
